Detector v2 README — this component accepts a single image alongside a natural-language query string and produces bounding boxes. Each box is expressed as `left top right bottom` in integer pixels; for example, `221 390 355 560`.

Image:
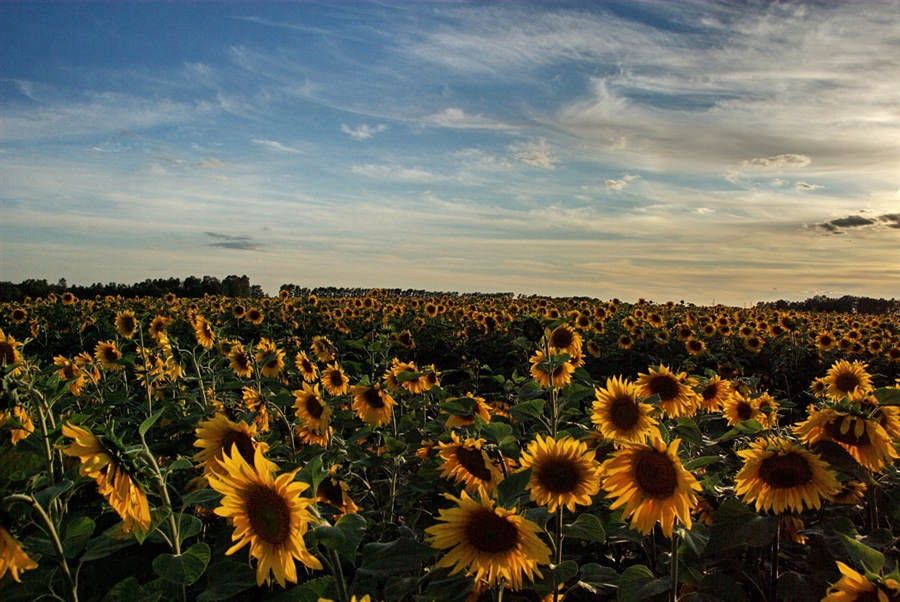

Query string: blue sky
1 1 898 305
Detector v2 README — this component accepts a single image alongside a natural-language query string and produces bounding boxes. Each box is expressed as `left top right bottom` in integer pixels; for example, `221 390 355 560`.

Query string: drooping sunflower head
822 562 900 602
227 344 254 378
425 490 552 591
437 434 504 493
591 376 658 443
794 407 898 473
93 340 123 372
193 413 273 477
602 437 701 537
0 524 39 582
310 336 334 362
209 446 323 586
823 360 873 401
349 383 396 427
518 435 602 513
316 470 360 518
734 437 840 515
192 316 215 349
294 351 319 383
635 365 700 419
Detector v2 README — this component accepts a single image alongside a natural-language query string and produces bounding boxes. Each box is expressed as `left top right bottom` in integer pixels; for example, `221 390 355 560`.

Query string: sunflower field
1 290 899 602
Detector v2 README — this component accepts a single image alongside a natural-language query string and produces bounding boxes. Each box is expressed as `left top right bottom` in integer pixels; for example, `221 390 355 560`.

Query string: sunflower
794 407 898 473
734 437 840 515
528 350 575 389
395 330 416 349
697 375 733 412
349 383 396 427
242 388 270 433
425 490 552 590
209 446 323 587
310 336 334 362
193 413 273 477
445 393 492 428
316 469 360 518
0 524 38 582
437 434 504 493
11 308 27 324
546 324 583 356
685 339 706 356
815 332 837 352
617 334 634 350
255 338 285 379
321 362 350 396
822 561 900 602
58 423 151 532
635 365 700 419
247 308 264 326
228 344 254 378
94 340 123 372
193 316 216 349
292 383 332 432
294 351 319 383
54 356 88 395
114 310 138 339
293 423 332 447
754 392 780 429
832 481 867 506
743 336 764 353
602 437 701 537
0 406 34 445
0 329 25 376
517 435 602 513
148 315 170 341
822 360 873 401
60 292 74 304
591 376 658 443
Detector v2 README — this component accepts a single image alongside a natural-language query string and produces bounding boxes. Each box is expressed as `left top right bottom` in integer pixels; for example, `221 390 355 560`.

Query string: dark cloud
817 213 898 235
205 232 261 251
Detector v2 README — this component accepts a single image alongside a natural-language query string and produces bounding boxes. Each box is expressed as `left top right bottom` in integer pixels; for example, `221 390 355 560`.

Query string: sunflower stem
769 520 780 602
867 482 879 531
5 494 78 602
328 547 350 602
670 524 679 602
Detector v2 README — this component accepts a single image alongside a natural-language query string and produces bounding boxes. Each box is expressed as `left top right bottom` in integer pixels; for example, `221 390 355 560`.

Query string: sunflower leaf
527 560 579 593
139 410 165 438
563 513 606 542
83 522 139 561
358 538 437 576
62 515 96 558
682 456 722 471
181 488 223 509
694 572 749 602
509 399 546 421
496 467 532 508
577 563 619 592
810 440 877 485
872 387 900 405
838 533 885 574
616 565 657 602
151 542 210 586
33 479 73 507
517 381 545 402
195 561 256 602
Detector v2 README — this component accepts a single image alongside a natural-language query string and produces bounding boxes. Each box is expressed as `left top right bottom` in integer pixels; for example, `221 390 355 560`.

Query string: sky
1 1 898 306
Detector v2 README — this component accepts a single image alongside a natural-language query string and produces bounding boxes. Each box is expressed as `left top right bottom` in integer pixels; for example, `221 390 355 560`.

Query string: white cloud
197 158 225 169
510 138 556 169
252 139 303 154
425 108 510 130
605 179 626 190
794 181 823 190
742 154 812 169
341 124 388 141
351 163 439 182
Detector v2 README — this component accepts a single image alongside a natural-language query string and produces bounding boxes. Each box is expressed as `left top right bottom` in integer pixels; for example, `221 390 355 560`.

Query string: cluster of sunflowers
0 290 898 602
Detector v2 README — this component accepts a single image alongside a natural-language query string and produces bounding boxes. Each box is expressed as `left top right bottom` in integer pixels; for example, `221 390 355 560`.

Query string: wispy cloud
252 139 303 153
341 123 388 141
510 138 556 169
742 154 812 169
205 232 262 251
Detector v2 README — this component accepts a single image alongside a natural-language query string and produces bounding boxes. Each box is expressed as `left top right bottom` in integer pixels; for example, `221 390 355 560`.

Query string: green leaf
134 506 171 544
683 456 723 471
717 419 764 442
139 410 165 438
839 533 885 574
384 576 419 602
496 468 532 508
440 397 476 416
776 572 816 602
152 542 210 585
509 398 546 422
811 440 877 485
333 513 367 560
480 421 513 444
562 513 605 543
424 568 474 602
83 522 138 561
196 561 257 602
617 565 657 602
679 523 710 557
578 563 619 593
397 370 425 383
165 458 194 472
102 577 162 602
358 538 437 576
517 380 545 401
873 387 900 405
33 479 73 508
695 572 749 602
181 488 223 509
528 560 579 594
62 516 95 558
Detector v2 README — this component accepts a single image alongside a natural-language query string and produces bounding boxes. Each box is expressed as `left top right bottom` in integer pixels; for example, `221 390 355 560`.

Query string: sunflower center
220 431 256 465
305 396 325 419
328 371 344 388
120 317 136 332
234 353 250 370
737 402 753 421
245 485 292 545
609 396 640 430
702 384 720 401
834 372 860 394
634 449 678 500
103 347 119 362
363 388 384 409
316 478 345 506
649 375 680 401
300 359 314 374
465 509 519 554
550 328 574 350
824 418 871 447
63 364 79 379
454 446 493 482
534 457 582 494
758 452 813 489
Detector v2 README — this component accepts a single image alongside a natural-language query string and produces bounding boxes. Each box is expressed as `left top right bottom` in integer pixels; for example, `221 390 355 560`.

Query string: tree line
0 275 263 302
